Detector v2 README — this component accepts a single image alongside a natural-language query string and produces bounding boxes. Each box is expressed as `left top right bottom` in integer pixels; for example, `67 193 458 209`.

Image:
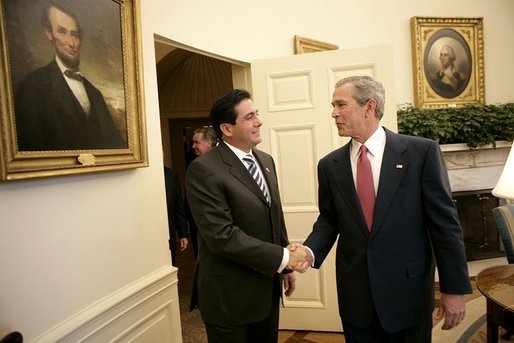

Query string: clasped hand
286 243 313 273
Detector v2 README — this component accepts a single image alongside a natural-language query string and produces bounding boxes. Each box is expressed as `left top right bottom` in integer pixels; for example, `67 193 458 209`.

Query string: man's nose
331 108 339 118
64 33 77 46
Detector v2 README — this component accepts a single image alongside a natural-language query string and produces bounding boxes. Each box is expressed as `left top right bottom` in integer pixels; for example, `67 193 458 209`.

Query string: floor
175 245 508 343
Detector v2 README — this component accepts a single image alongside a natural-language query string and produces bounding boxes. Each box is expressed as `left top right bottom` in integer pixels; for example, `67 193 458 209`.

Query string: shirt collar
223 141 254 161
351 126 386 161
55 56 82 77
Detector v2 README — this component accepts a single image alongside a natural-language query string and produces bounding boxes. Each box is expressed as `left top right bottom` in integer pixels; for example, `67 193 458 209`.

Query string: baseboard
33 265 181 343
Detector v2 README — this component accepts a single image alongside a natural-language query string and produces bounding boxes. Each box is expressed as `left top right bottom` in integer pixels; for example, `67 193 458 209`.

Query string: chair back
492 204 514 264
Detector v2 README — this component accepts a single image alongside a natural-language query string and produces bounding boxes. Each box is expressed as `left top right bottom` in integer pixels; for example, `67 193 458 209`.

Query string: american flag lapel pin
265 167 271 173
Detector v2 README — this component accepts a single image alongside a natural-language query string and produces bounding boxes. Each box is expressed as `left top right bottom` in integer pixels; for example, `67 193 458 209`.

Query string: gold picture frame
411 17 485 109
0 0 147 181
294 35 338 54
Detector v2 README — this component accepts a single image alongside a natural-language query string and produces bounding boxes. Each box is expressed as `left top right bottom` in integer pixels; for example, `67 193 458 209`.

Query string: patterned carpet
176 248 512 342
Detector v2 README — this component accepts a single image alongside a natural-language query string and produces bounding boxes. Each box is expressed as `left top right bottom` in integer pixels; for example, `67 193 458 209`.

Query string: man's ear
44 27 53 42
366 99 377 115
220 123 232 138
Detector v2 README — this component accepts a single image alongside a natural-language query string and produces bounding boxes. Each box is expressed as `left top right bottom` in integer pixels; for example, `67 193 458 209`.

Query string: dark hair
209 89 252 138
41 1 83 39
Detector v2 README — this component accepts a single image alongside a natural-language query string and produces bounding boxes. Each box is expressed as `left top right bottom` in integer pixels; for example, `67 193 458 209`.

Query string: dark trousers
204 293 280 343
343 310 432 343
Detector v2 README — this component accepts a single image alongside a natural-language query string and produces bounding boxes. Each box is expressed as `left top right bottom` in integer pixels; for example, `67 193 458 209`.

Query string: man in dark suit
294 76 472 342
164 166 189 265
186 89 308 342
14 2 124 151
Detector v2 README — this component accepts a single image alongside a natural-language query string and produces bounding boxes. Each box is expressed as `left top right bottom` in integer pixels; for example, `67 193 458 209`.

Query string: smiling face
221 98 262 152
331 83 375 143
44 6 82 70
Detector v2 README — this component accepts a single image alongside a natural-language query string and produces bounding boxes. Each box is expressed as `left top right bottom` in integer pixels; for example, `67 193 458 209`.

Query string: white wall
147 0 514 105
1 0 513 341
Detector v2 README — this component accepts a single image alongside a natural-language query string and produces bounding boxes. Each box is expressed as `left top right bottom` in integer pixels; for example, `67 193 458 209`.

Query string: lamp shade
492 143 514 200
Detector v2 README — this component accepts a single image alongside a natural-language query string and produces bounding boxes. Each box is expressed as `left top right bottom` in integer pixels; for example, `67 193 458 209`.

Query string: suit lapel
331 144 369 236
372 129 408 235
218 143 270 206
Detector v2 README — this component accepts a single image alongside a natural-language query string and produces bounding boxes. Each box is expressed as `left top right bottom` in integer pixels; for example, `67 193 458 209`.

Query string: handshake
286 243 313 273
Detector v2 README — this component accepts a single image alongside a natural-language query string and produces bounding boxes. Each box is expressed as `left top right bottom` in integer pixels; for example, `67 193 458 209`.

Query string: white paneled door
233 46 397 331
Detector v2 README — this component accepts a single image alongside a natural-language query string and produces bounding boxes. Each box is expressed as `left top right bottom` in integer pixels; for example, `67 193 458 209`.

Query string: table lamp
492 143 514 203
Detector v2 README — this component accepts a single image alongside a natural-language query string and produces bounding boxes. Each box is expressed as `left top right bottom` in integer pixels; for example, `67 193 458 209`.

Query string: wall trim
33 265 181 343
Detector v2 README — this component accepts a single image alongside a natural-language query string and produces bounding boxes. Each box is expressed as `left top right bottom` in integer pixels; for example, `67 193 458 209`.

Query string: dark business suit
186 141 290 340
14 60 124 151
304 128 471 336
164 167 188 264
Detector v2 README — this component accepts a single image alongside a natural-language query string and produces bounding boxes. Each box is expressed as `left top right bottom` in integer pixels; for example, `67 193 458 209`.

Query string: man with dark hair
186 89 308 342
14 2 124 151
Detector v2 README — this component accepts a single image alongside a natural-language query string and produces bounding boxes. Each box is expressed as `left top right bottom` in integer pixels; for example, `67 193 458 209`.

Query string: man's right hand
286 243 313 273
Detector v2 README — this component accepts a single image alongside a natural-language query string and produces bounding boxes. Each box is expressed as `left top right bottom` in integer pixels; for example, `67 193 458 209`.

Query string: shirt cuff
277 247 289 273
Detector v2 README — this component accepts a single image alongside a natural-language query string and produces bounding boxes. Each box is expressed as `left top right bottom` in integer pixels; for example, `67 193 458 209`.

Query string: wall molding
33 266 181 343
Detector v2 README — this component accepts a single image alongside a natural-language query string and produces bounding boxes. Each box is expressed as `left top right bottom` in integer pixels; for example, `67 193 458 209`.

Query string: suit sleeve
422 142 472 294
171 171 188 238
186 158 285 278
304 160 340 268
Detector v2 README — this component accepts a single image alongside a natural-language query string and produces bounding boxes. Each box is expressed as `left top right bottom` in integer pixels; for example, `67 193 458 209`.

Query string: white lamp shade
492 143 514 200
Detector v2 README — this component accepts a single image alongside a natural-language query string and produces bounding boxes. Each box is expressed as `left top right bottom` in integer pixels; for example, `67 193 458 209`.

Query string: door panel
233 46 396 331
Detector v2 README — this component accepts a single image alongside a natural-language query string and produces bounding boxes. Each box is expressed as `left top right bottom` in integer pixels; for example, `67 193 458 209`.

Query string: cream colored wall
147 0 514 105
1 0 513 341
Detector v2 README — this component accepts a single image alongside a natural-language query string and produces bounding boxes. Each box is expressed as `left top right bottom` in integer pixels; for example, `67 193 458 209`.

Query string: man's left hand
435 293 466 330
283 273 296 297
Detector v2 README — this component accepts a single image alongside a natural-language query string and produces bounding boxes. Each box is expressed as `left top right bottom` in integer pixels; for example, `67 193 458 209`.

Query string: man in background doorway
192 126 218 156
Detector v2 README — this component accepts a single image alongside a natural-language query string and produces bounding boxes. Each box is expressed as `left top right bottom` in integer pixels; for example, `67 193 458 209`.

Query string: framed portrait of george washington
411 17 485 109
0 0 148 181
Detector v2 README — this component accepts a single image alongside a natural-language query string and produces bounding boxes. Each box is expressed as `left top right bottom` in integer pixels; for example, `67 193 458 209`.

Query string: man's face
192 133 213 156
331 83 369 139
45 6 81 69
439 47 453 69
224 98 262 152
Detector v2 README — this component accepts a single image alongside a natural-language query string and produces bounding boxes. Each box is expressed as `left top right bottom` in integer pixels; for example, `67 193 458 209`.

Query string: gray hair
334 75 385 120
440 44 456 61
194 126 217 145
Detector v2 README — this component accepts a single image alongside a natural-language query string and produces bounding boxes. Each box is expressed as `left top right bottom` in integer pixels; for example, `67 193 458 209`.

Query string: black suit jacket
186 141 290 325
14 60 124 151
304 128 471 332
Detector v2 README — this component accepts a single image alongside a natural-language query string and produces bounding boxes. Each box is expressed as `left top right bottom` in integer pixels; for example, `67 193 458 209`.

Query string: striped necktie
243 154 270 204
